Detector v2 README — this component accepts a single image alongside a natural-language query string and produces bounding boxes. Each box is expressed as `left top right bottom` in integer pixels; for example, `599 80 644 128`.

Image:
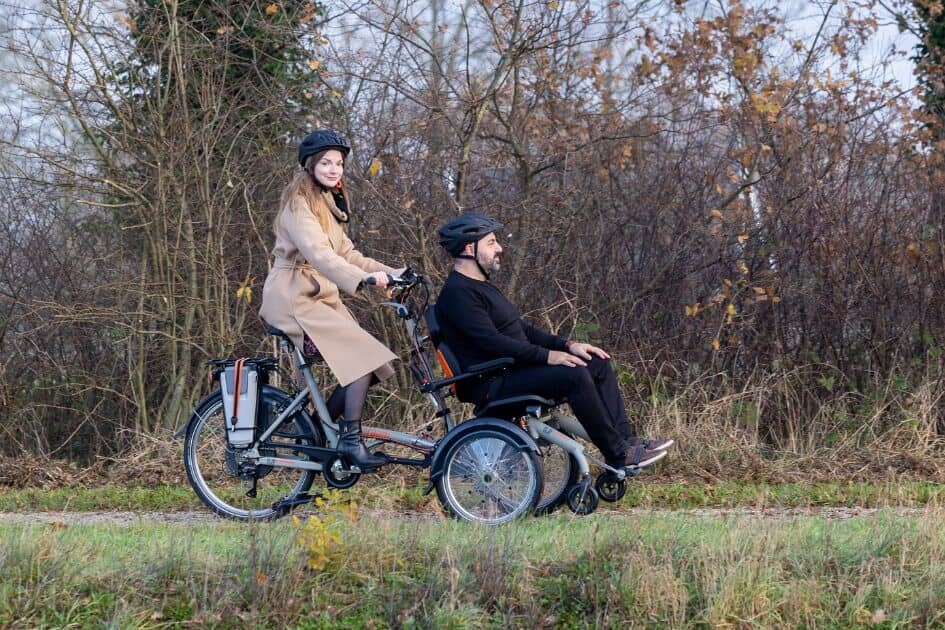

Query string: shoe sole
630 438 675 452
626 448 667 470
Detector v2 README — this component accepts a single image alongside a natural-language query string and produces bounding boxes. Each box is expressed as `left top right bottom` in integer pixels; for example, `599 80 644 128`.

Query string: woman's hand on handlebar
363 271 390 288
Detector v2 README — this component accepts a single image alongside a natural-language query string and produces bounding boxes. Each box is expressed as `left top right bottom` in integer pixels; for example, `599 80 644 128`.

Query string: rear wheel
535 438 579 515
435 428 543 525
183 386 324 521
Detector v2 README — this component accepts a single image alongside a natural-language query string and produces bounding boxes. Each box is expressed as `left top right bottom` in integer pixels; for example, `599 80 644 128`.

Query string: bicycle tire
183 385 324 521
435 428 543 525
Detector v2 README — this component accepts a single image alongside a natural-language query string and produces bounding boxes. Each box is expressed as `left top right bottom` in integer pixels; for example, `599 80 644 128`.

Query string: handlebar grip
363 274 394 286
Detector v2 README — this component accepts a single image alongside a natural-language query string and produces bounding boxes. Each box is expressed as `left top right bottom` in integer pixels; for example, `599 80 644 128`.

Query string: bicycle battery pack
219 358 260 447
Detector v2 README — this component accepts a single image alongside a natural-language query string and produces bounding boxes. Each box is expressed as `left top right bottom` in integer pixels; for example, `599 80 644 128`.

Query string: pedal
271 492 321 513
337 451 389 474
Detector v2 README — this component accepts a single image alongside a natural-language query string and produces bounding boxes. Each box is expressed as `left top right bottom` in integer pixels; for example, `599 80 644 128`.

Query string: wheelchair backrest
424 304 462 395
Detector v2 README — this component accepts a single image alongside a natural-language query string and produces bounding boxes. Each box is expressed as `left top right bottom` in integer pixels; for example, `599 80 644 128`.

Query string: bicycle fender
179 389 225 440
423 416 540 495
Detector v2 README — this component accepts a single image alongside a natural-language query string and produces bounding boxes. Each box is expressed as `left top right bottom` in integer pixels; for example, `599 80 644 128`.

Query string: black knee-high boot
337 419 386 470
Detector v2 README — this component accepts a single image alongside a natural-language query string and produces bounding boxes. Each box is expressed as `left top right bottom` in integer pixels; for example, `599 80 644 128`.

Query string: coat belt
272 257 311 270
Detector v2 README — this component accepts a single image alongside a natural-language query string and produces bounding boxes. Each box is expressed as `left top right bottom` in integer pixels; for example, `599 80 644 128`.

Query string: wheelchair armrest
466 357 514 374
419 357 514 394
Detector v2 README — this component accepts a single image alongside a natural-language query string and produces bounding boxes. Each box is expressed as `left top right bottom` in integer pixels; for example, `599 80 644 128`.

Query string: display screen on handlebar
388 269 425 292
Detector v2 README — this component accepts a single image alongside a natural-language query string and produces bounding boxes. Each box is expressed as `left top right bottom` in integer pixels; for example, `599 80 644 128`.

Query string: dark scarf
310 172 350 223
331 190 350 223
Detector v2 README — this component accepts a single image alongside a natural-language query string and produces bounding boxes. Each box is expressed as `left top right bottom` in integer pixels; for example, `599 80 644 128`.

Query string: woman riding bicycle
259 128 399 471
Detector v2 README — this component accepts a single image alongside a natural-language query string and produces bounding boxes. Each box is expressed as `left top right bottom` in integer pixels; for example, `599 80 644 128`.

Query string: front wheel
435 428 543 525
183 385 324 521
595 472 627 503
567 483 599 515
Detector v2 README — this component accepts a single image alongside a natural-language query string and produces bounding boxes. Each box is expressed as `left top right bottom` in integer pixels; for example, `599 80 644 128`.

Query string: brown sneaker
625 444 667 469
629 437 674 452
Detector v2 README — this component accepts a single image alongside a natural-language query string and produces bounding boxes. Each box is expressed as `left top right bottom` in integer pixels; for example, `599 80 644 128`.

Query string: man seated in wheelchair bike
433 212 673 473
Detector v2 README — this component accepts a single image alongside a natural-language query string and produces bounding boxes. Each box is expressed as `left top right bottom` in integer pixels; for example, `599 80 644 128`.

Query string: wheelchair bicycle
180 270 642 525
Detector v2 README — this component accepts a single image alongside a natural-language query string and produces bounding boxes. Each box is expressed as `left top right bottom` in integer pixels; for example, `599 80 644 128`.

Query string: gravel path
0 505 931 526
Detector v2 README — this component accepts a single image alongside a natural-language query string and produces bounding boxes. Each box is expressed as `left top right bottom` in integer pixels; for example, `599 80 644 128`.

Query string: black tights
326 373 379 423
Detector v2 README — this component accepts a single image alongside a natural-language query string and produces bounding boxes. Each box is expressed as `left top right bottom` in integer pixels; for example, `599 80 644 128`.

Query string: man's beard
480 255 500 273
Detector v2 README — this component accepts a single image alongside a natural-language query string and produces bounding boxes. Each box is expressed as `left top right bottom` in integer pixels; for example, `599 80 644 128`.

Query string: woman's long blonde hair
277 151 350 234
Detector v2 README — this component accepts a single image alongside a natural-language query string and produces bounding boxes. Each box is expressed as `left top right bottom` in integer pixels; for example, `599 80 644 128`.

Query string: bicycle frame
243 278 449 475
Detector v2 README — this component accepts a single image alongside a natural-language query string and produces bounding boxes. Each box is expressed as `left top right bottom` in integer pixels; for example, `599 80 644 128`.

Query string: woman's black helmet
437 212 504 256
298 129 351 166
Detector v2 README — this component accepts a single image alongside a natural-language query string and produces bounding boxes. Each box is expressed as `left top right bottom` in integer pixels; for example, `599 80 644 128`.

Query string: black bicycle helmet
437 212 504 257
298 129 351 166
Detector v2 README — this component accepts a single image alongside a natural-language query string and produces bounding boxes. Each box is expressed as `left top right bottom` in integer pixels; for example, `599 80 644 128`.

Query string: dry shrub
0 430 186 489
86 430 189 487
0 453 92 489
640 367 945 484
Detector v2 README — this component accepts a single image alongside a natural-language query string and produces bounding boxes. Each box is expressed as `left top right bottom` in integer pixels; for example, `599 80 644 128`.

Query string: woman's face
311 149 345 188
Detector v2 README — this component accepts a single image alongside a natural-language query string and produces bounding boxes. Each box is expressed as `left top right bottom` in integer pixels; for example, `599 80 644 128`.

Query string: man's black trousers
475 356 634 464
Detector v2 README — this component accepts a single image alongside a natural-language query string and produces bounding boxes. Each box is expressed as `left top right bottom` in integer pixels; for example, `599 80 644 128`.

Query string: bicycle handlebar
363 266 423 289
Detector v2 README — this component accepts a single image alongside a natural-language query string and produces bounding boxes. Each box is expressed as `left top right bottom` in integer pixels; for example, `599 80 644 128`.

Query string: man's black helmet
437 213 504 256
298 129 351 166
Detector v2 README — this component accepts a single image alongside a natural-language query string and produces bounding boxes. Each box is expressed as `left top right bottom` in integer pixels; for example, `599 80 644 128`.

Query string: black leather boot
337 419 386 470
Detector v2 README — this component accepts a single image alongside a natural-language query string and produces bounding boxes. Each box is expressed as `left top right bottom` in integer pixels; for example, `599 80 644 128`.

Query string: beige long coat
259 190 397 386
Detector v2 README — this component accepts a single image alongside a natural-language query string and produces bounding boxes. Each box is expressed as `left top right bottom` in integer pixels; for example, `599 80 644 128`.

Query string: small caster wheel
323 456 360 489
566 483 599 515
595 473 627 503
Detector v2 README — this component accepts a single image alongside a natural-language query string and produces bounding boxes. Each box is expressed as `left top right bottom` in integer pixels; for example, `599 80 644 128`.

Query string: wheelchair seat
424 304 565 420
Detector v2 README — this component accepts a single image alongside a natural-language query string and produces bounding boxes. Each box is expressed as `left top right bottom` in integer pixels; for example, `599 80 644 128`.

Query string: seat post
290 344 332 424
266 324 332 421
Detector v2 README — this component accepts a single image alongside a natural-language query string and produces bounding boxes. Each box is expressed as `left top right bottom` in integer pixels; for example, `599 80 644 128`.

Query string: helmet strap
456 241 490 279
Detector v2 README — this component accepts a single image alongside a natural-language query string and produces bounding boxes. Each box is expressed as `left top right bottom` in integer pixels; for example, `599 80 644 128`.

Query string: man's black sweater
435 270 568 373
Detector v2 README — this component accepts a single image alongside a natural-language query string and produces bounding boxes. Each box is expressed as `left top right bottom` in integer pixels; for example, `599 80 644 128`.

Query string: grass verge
3 478 945 513
2 506 945 627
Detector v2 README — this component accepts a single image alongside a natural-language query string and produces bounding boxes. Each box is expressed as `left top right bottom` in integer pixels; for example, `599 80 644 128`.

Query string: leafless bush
1 0 943 462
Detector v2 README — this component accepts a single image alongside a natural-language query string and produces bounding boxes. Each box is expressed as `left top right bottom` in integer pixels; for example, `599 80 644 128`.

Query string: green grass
4 508 945 627
620 479 945 509
0 484 203 512
2 479 944 513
